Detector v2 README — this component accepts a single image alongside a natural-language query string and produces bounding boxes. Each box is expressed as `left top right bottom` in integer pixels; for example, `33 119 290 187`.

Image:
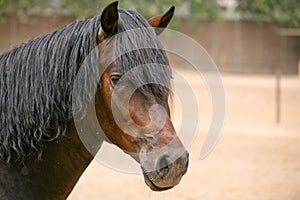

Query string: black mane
0 15 101 162
0 9 171 163
111 9 171 98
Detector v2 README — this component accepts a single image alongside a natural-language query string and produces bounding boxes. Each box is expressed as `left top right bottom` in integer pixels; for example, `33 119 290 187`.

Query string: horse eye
110 75 121 86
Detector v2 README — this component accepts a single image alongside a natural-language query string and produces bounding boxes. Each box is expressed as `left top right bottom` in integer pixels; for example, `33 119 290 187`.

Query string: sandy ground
68 70 300 200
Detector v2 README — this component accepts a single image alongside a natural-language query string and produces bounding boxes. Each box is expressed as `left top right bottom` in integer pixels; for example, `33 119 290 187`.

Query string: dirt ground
68 70 300 200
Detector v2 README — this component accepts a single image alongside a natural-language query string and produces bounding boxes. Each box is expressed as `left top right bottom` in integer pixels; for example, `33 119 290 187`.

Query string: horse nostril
156 155 170 176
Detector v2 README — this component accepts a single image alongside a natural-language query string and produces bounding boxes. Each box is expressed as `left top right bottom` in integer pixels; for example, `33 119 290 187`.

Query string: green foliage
0 0 224 27
58 0 183 19
236 0 300 28
60 0 223 20
190 0 223 20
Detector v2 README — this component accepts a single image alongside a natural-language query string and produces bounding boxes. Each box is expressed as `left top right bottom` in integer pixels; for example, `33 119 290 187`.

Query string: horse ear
98 1 119 43
148 6 175 35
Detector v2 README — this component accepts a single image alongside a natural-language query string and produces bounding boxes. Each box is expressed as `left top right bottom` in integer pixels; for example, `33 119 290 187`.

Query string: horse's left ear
98 1 119 43
148 6 175 35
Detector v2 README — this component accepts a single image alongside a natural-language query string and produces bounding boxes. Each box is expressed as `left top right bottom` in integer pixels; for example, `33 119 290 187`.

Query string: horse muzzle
139 144 189 191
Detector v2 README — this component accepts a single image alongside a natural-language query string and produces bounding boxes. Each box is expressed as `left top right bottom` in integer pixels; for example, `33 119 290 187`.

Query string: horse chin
142 170 174 191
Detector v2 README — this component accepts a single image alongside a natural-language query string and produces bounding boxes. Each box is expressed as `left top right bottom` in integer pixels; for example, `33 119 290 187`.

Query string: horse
0 1 189 199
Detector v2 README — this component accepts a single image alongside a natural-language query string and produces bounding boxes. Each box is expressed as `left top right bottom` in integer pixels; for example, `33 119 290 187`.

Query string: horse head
95 2 189 191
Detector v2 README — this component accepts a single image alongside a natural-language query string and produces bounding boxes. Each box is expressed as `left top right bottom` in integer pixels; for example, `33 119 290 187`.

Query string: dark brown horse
0 2 188 199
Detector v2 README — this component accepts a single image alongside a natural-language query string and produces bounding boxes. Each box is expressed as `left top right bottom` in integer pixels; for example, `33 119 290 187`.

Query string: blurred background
0 0 299 199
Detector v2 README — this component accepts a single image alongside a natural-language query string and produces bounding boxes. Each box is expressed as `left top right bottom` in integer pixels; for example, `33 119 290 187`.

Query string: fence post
275 68 281 124
298 60 300 78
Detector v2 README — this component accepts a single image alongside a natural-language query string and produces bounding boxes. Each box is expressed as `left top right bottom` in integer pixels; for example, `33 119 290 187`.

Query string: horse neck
0 120 93 200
